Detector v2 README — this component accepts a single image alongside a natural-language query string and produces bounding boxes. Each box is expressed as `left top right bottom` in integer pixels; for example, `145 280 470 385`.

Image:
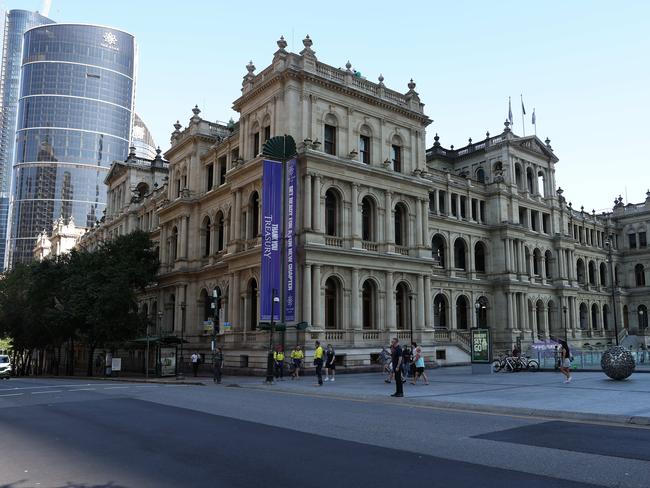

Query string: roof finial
302 35 313 49
504 119 511 131
407 78 416 90
345 60 352 71
378 73 384 86
433 133 440 146
246 60 256 74
192 105 201 116
277 35 287 51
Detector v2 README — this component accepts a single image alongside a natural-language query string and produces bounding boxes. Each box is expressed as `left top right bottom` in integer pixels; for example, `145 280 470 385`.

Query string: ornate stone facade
79 36 650 371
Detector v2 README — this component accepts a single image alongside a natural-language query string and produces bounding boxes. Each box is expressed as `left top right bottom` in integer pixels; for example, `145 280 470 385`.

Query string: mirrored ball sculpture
601 346 635 380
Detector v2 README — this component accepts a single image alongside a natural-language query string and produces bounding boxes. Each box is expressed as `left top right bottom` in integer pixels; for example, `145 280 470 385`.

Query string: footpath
38 366 650 427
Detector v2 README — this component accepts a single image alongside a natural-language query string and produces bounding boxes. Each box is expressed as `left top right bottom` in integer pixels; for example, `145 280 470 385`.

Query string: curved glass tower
9 24 136 265
0 10 54 268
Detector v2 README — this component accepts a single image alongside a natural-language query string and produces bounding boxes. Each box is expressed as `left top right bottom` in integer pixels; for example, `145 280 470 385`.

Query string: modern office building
8 23 136 266
0 9 54 268
132 113 157 160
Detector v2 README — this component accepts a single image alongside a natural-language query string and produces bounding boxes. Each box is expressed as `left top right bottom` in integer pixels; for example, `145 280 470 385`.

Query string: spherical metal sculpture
601 346 635 380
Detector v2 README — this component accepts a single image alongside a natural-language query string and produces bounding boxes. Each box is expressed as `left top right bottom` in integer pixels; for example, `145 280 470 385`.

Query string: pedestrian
314 340 324 386
558 339 572 383
191 352 200 377
273 345 285 380
290 345 304 379
402 344 412 380
324 344 336 381
390 337 403 397
213 347 224 384
410 342 429 385
381 346 393 383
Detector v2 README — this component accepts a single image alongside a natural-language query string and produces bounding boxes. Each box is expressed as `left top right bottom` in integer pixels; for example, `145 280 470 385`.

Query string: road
1 377 649 488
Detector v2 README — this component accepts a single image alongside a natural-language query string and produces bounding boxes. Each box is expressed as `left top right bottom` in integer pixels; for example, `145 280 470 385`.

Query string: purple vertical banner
285 158 298 322
260 159 282 321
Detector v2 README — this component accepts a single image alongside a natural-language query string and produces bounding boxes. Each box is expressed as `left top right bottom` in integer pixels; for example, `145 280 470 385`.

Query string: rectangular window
429 192 436 212
519 207 527 227
392 145 402 173
231 148 239 161
479 201 486 223
531 210 538 231
324 124 336 155
253 132 260 156
640 232 647 248
359 135 370 164
542 213 550 234
471 198 477 221
218 156 227 185
438 191 446 214
451 194 458 217
264 125 271 142
629 233 637 249
460 196 467 219
206 164 214 191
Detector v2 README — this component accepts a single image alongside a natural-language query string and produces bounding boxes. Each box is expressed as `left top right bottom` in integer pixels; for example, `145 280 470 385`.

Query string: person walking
290 345 304 379
191 352 200 377
559 339 572 383
314 341 324 386
324 344 336 382
410 342 429 385
213 347 224 384
273 345 285 381
390 337 403 397
402 344 413 380
381 346 393 383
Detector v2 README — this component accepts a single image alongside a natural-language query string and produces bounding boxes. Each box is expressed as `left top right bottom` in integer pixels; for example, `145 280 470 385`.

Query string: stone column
351 183 359 245
303 174 312 230
424 275 432 329
312 265 322 328
421 199 428 246
244 208 250 241
233 190 242 242
504 239 511 273
385 271 394 329
417 274 425 330
455 194 461 220
415 199 423 247
434 189 440 214
351 268 360 329
446 190 452 217
231 272 240 330
385 191 393 247
312 175 322 233
180 216 188 258
507 292 514 329
303 264 312 325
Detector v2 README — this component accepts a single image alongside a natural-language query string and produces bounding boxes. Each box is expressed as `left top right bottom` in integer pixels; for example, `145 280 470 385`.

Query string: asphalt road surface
1 378 649 488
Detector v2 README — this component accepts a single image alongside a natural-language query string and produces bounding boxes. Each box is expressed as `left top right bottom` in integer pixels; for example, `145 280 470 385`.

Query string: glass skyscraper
0 10 54 268
8 23 136 266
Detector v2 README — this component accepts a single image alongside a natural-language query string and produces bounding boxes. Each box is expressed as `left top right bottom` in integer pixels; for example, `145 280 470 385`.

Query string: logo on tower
101 31 119 51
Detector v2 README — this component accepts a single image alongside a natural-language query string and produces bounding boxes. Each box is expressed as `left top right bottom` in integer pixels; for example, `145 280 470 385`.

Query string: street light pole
408 292 415 344
266 291 279 383
605 238 620 346
145 315 150 381
178 301 186 379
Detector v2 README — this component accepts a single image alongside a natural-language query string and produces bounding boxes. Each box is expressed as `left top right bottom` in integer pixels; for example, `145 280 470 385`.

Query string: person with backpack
558 339 572 383
324 344 336 381
273 345 285 381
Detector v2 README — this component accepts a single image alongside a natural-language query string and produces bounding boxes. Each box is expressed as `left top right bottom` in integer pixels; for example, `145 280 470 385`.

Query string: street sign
470 328 491 363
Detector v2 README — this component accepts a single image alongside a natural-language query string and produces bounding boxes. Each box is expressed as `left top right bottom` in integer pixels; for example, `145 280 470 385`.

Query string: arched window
395 282 409 330
535 300 545 337
431 234 446 268
545 250 553 279
325 277 340 329
639 305 648 330
477 296 488 328
201 216 211 257
170 226 178 262
362 280 376 330
547 300 556 337
591 303 599 329
515 163 523 189
433 294 448 328
576 259 586 284
394 203 408 246
635 264 646 286
537 170 546 196
588 261 596 285
168 294 176 332
454 238 467 270
216 211 224 251
579 303 588 329
533 248 542 276
456 295 469 329
526 167 535 193
476 167 486 184
325 189 340 237
599 262 607 286
623 305 629 329
603 304 610 330
361 196 376 242
475 241 486 273
250 192 260 238
525 247 531 275
200 289 210 321
248 279 258 331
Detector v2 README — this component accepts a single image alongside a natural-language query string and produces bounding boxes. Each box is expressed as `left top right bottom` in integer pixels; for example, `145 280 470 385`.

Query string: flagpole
521 94 526 136
533 108 537 136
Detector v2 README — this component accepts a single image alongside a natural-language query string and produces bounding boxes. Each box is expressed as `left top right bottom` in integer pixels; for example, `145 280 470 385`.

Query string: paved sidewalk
218 367 650 426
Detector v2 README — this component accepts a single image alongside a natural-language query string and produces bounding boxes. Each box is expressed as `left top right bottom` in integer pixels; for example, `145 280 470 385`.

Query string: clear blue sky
6 0 649 211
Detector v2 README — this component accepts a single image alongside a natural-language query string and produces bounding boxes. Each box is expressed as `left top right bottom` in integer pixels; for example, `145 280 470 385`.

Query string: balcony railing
325 236 343 247
395 246 409 255
362 241 378 251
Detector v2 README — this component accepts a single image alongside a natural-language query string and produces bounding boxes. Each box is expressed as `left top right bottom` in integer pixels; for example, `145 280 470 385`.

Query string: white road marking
0 384 94 391
68 388 96 391
104 386 129 389
32 390 62 394
0 393 24 397
133 385 159 388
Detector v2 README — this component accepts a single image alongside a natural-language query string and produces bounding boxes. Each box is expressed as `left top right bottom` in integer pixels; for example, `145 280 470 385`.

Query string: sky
4 0 649 211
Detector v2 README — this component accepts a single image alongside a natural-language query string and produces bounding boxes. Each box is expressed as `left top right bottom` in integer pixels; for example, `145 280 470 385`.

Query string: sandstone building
79 36 650 371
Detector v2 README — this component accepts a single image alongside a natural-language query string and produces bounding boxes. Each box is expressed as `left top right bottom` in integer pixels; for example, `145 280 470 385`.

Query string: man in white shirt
191 352 200 377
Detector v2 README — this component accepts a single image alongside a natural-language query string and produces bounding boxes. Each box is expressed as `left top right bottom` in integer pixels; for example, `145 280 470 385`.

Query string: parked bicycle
492 352 539 372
